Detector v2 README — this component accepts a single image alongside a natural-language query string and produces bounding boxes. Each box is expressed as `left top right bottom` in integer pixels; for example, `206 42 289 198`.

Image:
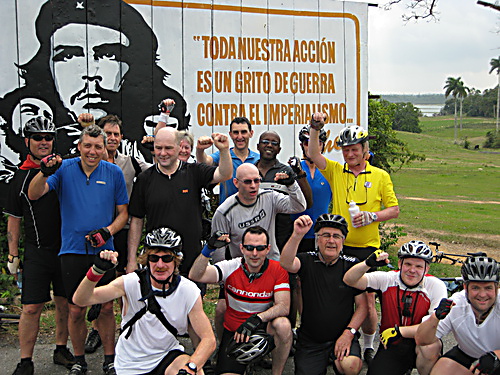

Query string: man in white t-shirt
416 256 500 375
73 227 215 375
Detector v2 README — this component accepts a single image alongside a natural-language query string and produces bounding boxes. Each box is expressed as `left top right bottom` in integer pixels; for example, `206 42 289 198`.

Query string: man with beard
416 256 500 375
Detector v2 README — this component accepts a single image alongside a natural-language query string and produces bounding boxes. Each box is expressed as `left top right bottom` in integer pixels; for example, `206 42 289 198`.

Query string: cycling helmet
298 126 328 143
144 227 183 256
461 256 499 283
313 214 348 237
336 125 368 147
398 241 433 263
23 116 56 137
226 332 275 364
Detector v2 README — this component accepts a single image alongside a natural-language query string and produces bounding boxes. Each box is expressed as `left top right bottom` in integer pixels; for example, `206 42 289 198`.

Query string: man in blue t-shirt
28 125 128 375
196 116 259 203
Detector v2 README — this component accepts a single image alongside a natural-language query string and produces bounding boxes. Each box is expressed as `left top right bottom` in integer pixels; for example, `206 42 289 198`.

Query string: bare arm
154 98 175 135
188 254 220 284
308 113 328 170
126 216 143 273
107 204 128 236
343 261 370 290
257 289 290 323
211 133 232 184
296 175 313 209
377 205 400 221
281 215 313 273
7 216 21 258
27 171 51 200
415 313 441 346
195 136 214 165
184 296 217 371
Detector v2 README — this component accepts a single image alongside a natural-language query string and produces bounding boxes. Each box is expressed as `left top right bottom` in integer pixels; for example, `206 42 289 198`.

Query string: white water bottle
349 201 360 227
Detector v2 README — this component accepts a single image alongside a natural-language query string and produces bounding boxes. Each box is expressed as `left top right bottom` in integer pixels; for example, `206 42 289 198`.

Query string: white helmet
398 241 433 263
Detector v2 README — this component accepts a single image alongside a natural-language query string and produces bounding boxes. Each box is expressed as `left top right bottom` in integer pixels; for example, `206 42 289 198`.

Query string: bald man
127 127 232 276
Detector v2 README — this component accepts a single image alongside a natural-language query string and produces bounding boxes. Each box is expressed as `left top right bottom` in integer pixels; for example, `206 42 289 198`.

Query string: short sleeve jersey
365 271 447 332
433 290 500 359
291 160 332 239
319 159 398 248
211 148 260 203
297 252 363 343
129 162 216 273
4 168 61 248
47 158 128 255
215 258 290 332
115 273 199 374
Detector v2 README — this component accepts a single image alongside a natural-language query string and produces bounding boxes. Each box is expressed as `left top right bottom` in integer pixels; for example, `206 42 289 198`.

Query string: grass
390 116 499 247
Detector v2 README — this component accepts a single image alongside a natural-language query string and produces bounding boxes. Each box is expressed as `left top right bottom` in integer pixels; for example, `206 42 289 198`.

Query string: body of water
415 104 444 117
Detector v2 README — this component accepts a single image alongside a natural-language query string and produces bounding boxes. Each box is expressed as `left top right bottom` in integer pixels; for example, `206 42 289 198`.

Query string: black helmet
23 116 56 137
298 126 328 144
336 125 368 147
398 241 433 263
144 227 183 257
313 214 348 237
226 331 275 364
461 256 499 283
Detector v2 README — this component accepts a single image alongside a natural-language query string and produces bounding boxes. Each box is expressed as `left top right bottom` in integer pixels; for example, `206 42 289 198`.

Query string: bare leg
267 317 292 375
336 356 363 375
361 293 377 346
54 296 70 345
68 304 88 356
95 301 116 356
215 299 226 342
416 341 442 375
430 357 474 375
19 303 44 358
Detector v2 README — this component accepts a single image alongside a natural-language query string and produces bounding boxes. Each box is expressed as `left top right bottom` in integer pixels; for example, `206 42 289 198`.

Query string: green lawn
390 116 499 247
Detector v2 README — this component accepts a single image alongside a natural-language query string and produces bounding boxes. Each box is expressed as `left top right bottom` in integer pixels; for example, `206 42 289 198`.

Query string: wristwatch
186 362 197 373
370 212 378 222
346 327 357 335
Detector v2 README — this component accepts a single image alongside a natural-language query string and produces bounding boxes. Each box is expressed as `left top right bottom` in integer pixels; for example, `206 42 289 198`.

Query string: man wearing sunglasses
74 227 216 375
189 225 292 375
343 241 447 375
196 116 259 204
28 124 129 375
6 116 76 374
280 214 367 375
308 112 400 363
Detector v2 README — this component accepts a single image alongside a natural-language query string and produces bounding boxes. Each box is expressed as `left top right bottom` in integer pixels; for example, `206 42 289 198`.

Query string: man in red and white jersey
343 241 447 375
189 225 291 375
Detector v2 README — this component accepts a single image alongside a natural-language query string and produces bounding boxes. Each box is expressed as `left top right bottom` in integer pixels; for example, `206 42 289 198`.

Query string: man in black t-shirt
280 214 367 375
5 117 75 375
127 127 232 276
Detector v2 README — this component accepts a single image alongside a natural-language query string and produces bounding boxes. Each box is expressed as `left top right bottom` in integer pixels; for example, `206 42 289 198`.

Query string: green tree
444 76 466 143
392 102 422 133
489 56 500 133
368 99 425 173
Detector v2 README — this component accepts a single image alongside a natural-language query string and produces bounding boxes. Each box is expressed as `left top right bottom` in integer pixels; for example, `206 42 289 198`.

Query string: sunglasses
31 134 54 142
148 254 175 263
237 178 261 185
259 139 279 146
242 244 268 252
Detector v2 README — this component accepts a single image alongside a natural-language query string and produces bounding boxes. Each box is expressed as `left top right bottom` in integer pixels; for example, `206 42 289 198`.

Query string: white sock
363 333 376 349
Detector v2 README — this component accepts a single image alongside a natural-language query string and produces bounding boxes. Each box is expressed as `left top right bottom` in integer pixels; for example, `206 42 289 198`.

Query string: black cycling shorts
295 331 361 375
141 349 186 375
113 228 129 274
342 246 378 272
216 328 249 375
441 345 498 373
367 338 416 375
60 253 116 304
21 243 66 304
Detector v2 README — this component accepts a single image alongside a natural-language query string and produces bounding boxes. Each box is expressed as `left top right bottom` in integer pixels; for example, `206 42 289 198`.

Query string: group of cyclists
5 98 499 375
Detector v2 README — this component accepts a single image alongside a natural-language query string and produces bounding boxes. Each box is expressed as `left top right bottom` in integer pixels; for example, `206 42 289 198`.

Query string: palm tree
444 77 465 143
457 83 470 130
489 56 500 133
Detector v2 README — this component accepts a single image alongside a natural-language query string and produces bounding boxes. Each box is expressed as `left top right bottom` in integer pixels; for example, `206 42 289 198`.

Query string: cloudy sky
365 0 499 94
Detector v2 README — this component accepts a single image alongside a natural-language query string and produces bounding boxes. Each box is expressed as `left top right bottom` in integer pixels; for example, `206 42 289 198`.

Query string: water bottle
349 201 360 228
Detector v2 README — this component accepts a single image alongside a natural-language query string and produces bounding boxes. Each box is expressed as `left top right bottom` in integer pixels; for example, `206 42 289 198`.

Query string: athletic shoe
53 347 76 369
364 348 375 365
102 362 116 375
68 363 87 375
85 328 102 353
12 361 34 375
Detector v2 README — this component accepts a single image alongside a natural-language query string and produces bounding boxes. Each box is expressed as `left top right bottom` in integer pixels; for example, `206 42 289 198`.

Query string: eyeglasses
401 294 413 317
316 233 344 240
236 178 261 185
259 139 279 146
31 134 54 142
242 244 268 252
148 254 175 263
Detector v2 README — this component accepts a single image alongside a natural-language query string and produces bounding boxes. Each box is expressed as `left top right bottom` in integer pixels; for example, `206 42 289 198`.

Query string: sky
363 0 500 94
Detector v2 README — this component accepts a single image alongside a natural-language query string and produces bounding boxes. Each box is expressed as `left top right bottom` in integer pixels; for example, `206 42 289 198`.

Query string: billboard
0 0 368 204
